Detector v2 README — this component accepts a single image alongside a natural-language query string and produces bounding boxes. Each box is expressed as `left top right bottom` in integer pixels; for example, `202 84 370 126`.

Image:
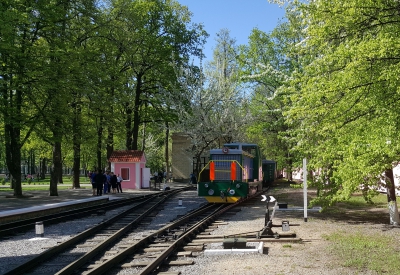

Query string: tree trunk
106 125 113 171
142 122 146 151
49 167 58 196
96 117 104 171
165 122 169 176
287 157 293 181
72 142 81 189
57 146 63 184
385 168 399 225
5 124 22 196
40 158 46 179
125 104 133 150
107 84 115 169
131 74 143 150
72 93 81 189
3 87 23 196
50 139 61 196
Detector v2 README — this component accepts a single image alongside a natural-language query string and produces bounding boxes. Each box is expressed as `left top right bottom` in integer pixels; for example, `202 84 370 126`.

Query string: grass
0 176 90 192
324 231 400 274
275 180 400 274
346 192 390 208
322 192 397 217
289 183 303 188
0 185 88 192
316 192 399 274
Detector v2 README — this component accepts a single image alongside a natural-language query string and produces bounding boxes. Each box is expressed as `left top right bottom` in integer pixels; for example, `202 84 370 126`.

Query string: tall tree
286 0 400 224
0 0 52 196
105 0 207 151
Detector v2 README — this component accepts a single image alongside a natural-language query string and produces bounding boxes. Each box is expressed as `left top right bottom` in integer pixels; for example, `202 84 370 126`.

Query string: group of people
88 169 123 196
153 171 166 184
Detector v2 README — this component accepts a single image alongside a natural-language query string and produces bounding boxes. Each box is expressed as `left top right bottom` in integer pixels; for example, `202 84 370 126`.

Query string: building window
121 168 129 180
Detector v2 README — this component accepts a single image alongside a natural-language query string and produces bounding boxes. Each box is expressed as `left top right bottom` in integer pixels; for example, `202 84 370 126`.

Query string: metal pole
303 158 308 222
265 198 270 226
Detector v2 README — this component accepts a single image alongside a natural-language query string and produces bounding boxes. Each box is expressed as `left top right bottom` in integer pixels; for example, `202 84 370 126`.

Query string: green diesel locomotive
197 143 268 203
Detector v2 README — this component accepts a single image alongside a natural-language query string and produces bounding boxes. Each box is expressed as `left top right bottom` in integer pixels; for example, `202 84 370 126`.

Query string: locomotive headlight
204 183 209 188
236 183 241 188
229 189 235 195
208 189 214 195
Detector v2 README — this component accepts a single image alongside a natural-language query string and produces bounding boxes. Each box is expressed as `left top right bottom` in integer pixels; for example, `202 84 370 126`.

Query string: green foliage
0 0 207 191
171 29 249 173
238 5 306 172
284 0 400 205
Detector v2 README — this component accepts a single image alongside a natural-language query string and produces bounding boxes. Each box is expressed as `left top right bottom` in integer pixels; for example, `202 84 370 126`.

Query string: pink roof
109 150 145 162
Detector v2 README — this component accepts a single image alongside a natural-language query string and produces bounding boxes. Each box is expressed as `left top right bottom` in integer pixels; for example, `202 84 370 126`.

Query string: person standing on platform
90 170 96 196
116 174 123 193
103 171 110 194
95 169 105 196
107 171 112 193
158 171 163 186
110 172 118 194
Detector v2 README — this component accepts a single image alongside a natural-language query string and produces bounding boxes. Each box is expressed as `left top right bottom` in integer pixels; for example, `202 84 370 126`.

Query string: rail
2 188 189 275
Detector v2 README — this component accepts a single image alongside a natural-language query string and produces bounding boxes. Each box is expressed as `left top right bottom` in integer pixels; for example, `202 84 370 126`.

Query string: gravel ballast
163 186 400 275
0 190 204 275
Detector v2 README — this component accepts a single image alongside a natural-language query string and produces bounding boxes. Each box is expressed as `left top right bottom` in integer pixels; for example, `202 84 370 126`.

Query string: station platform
0 182 190 224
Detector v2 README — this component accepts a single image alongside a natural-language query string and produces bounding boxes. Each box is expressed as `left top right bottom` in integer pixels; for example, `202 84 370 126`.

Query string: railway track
3 188 266 275
97 194 260 275
77 203 225 275
2 188 191 275
0 187 192 237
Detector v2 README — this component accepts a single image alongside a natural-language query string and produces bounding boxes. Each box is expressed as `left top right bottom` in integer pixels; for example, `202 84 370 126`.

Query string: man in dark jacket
95 169 105 196
90 171 97 196
110 172 118 194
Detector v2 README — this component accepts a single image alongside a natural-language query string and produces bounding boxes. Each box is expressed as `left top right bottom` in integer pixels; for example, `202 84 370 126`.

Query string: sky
178 0 287 63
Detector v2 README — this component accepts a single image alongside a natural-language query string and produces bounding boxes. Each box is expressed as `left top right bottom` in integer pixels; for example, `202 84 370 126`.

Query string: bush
1 178 5 185
27 178 32 185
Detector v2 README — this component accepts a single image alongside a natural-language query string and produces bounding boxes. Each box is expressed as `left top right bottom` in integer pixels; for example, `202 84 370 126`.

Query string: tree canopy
0 0 207 195
1 0 399 225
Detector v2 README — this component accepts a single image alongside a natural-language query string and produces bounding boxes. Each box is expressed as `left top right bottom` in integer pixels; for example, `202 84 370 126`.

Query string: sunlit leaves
286 0 400 204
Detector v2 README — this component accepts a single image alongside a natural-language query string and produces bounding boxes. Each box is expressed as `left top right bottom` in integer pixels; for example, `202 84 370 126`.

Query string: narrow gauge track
2 188 189 275
61 203 225 275
61 192 262 275
0 187 192 237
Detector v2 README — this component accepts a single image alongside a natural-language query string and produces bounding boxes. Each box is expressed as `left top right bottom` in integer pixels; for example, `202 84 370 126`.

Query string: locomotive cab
197 143 263 203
